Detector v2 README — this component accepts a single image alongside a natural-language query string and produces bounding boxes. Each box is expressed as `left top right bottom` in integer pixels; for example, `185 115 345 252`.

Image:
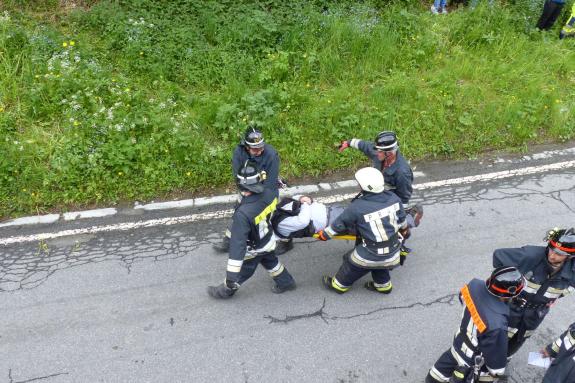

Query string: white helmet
355 167 385 193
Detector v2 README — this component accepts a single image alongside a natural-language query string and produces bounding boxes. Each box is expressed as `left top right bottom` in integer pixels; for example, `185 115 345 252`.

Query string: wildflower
125 88 130 92
118 171 123 176
0 107 3 113
73 120 80 126
69 41 75 46
306 83 311 88
555 99 560 103
35 75 40 78
327 100 332 104
186 172 192 176
139 51 144 55
62 42 68 47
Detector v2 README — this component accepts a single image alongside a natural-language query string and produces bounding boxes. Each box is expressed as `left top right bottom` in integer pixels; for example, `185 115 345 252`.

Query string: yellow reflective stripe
461 284 487 333
268 263 285 277
454 371 465 379
332 277 349 292
254 198 278 225
374 281 392 292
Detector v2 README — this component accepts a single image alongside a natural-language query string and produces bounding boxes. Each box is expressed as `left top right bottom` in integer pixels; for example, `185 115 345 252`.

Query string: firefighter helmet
486 266 525 299
355 167 385 194
243 125 265 149
236 160 265 193
374 131 398 151
546 228 575 257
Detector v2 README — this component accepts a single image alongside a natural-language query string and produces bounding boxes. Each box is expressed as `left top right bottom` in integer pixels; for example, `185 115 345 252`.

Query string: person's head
486 266 525 301
354 167 385 194
243 125 265 157
236 160 265 195
374 131 398 163
298 195 312 204
546 228 575 269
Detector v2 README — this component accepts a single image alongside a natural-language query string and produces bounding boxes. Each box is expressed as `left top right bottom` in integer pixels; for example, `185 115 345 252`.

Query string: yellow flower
73 120 80 126
327 100 332 104
555 99 560 103
0 107 4 113
69 40 75 46
22 188 27 192
139 51 144 55
118 171 123 176
186 172 192 176
125 88 130 92
62 42 68 47
306 83 311 88
303 53 307 58
35 74 40 78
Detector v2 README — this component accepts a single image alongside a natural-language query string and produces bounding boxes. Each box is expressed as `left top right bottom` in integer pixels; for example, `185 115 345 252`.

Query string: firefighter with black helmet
213 124 281 252
540 322 575 382
492 227 575 356
338 131 414 206
425 266 525 383
317 167 408 294
207 160 295 299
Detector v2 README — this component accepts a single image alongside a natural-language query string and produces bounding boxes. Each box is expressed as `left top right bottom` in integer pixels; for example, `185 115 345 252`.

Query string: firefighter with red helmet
425 267 525 383
492 227 575 356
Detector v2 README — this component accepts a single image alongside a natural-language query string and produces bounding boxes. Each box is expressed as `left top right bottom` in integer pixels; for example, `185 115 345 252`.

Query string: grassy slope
0 0 574 217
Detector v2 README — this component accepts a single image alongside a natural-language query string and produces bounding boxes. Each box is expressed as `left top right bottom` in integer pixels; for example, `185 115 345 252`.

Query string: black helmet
486 266 525 299
546 228 575 257
374 131 398 151
244 125 265 149
236 160 265 193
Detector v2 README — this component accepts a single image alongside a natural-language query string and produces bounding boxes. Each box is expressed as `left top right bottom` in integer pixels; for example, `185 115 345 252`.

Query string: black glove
207 280 239 299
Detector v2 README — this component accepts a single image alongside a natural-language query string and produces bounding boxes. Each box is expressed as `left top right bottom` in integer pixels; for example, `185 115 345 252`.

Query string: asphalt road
1 159 575 383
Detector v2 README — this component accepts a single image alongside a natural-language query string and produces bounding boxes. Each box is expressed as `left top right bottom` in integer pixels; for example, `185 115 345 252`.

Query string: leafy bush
0 0 574 217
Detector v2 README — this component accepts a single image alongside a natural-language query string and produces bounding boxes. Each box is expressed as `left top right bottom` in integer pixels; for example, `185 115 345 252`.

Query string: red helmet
547 228 575 257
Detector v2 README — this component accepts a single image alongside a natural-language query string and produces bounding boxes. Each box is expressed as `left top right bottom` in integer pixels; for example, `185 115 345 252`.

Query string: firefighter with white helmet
317 167 408 294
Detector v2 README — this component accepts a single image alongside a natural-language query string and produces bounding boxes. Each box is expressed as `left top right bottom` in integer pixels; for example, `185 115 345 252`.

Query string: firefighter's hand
399 227 411 239
337 140 350 153
317 230 331 241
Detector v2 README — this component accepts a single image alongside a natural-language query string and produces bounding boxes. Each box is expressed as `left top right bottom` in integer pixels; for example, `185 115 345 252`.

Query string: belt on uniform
512 298 549 309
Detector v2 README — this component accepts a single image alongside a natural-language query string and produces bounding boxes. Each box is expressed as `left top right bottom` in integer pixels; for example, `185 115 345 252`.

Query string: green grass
0 0 574 217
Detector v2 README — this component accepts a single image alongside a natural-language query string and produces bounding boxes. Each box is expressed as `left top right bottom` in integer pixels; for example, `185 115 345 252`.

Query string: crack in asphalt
264 293 458 324
8 369 69 383
0 229 212 293
265 298 329 324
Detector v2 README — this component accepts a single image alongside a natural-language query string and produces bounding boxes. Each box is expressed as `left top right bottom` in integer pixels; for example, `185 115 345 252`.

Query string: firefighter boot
212 235 230 253
364 281 393 294
275 239 294 256
322 276 348 294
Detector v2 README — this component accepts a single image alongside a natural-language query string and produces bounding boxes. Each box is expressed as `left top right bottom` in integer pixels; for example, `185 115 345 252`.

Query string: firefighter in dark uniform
425 267 525 383
338 131 413 206
338 131 423 264
207 160 295 299
317 167 408 294
213 125 281 252
492 227 575 356
541 322 575 383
